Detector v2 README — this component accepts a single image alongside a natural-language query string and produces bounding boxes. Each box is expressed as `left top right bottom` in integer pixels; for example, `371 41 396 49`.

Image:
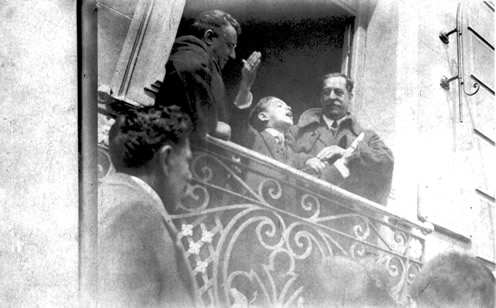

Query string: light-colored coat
287 108 394 206
98 173 198 307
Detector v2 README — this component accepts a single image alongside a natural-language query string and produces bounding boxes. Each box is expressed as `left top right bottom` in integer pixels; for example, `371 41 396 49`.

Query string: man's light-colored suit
98 173 198 307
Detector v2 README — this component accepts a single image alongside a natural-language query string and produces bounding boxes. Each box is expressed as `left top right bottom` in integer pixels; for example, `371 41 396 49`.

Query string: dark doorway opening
178 2 354 144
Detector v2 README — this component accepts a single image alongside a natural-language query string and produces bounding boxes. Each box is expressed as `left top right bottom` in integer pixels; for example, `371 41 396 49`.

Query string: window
178 0 356 144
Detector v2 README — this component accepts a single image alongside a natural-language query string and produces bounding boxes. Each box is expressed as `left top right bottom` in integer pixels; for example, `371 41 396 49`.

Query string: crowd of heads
312 252 495 307
408 251 495 308
314 256 397 307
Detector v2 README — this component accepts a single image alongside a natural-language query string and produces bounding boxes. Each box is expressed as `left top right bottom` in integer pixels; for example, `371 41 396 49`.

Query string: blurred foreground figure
311 256 397 307
408 251 495 308
98 106 199 307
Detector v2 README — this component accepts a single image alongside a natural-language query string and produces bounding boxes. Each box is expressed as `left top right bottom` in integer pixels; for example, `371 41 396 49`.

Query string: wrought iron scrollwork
463 79 480 96
167 139 428 306
97 136 428 306
300 194 321 220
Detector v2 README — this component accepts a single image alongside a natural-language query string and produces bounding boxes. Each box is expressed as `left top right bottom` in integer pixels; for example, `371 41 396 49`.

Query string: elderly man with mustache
287 72 394 206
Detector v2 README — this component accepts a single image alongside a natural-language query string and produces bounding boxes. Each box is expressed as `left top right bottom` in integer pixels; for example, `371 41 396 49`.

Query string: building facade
0 0 493 306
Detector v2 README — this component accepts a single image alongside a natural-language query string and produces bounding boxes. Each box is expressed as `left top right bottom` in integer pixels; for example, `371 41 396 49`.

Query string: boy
248 96 295 165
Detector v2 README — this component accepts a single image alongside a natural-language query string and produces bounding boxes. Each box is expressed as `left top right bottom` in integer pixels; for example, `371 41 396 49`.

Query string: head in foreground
109 105 193 206
408 251 495 308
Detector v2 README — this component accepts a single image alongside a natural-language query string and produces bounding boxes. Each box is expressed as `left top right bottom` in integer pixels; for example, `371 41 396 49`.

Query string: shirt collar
129 175 163 208
322 113 347 129
263 128 285 145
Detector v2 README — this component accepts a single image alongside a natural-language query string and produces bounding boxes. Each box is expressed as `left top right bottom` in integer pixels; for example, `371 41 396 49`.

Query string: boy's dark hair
108 105 192 171
249 96 279 132
321 72 354 94
190 10 241 38
409 251 495 308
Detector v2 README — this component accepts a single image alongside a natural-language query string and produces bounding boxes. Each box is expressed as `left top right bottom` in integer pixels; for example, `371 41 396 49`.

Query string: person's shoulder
244 125 262 148
248 130 268 151
259 129 275 141
286 108 322 141
171 35 208 53
169 35 211 71
345 114 379 136
296 108 323 128
98 173 138 201
99 174 163 223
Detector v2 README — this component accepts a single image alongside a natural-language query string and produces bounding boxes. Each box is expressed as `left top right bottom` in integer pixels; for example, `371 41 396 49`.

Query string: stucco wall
0 1 78 306
411 0 494 263
353 0 416 217
358 0 494 263
415 0 469 248
0 1 491 305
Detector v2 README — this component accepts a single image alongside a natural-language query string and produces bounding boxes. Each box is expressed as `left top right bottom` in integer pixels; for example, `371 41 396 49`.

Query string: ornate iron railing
98 135 431 307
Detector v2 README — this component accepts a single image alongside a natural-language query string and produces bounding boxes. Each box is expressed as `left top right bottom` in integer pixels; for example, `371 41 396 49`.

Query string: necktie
274 136 288 161
331 121 338 135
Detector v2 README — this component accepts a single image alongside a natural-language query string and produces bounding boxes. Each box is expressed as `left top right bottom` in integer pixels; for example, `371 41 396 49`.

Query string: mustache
323 99 342 106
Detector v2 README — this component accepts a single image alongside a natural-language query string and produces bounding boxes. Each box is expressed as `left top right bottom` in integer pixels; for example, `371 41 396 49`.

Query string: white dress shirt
321 114 351 178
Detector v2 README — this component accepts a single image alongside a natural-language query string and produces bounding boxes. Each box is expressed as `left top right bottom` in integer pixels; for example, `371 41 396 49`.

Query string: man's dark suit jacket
155 35 228 137
249 130 295 166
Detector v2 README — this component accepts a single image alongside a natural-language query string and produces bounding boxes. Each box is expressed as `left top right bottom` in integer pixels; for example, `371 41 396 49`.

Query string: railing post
78 0 98 306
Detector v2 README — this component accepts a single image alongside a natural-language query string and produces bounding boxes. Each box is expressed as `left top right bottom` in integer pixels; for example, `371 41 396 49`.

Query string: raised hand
240 51 262 88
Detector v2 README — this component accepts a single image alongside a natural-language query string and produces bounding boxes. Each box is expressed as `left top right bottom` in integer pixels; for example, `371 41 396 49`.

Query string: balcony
98 121 431 306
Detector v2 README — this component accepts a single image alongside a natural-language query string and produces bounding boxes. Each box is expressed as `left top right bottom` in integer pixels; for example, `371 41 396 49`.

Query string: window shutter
464 0 495 142
463 0 495 263
98 0 186 107
416 1 495 246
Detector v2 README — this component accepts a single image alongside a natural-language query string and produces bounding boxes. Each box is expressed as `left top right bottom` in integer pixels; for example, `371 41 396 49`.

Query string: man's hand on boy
316 145 346 161
341 133 364 165
305 157 327 175
210 121 232 141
